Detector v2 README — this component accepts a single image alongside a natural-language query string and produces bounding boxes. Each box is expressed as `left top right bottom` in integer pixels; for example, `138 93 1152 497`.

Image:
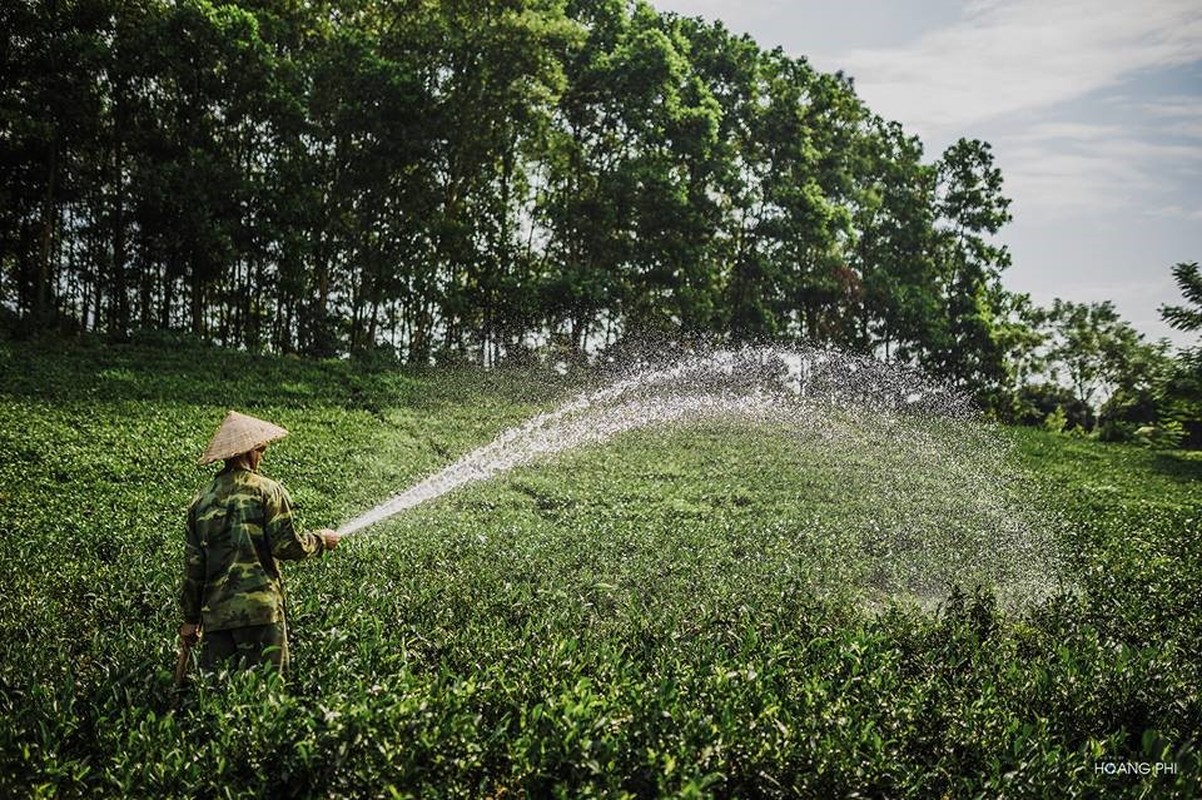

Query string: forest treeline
1 0 1014 366
2 0 1198 438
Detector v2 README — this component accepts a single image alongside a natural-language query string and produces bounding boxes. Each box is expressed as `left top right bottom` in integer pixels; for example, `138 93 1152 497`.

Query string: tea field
0 338 1199 798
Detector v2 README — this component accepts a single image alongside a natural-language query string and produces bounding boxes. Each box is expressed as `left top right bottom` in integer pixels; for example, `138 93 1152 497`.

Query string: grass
0 337 1199 798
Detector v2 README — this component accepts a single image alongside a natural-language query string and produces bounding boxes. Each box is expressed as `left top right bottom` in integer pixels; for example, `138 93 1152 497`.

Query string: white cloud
1141 95 1202 119
1002 149 1148 215
1145 205 1202 220
997 118 1202 216
837 0 1202 143
1015 122 1126 142
1136 96 1202 141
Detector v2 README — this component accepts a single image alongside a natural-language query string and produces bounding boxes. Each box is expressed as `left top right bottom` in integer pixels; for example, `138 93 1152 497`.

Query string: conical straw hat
198 410 289 465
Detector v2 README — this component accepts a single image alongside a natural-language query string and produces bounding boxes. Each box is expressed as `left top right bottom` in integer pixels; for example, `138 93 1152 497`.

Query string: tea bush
0 338 1198 797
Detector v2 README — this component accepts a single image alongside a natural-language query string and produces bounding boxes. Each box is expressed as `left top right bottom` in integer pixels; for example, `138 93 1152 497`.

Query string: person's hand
318 528 342 551
179 623 200 646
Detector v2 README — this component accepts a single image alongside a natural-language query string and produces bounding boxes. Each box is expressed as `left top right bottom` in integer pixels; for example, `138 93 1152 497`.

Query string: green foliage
1009 262 1202 449
1043 406 1068 435
1155 261 1202 445
922 139 1014 398
1004 297 1182 441
1138 420 1185 449
2 0 1023 386
1 341 1199 797
1160 261 1202 334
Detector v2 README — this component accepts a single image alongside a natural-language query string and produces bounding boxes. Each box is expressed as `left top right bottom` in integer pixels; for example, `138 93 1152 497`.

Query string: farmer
179 410 341 674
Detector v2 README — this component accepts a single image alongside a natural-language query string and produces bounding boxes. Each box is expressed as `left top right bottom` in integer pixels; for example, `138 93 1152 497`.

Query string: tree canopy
1 0 1023 397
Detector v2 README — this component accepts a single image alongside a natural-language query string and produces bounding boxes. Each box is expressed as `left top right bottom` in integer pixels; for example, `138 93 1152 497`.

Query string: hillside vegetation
0 339 1199 798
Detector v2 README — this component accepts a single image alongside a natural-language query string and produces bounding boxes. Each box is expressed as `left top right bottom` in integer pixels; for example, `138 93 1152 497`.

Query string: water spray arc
336 345 970 537
335 344 1058 603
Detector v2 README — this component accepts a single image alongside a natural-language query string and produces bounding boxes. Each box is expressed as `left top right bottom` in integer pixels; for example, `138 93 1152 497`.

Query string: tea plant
0 338 1198 798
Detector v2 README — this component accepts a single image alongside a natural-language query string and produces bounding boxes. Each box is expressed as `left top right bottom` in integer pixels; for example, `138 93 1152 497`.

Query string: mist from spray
336 345 1059 603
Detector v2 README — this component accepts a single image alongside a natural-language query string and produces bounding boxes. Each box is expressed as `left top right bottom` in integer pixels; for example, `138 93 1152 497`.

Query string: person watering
179 410 341 674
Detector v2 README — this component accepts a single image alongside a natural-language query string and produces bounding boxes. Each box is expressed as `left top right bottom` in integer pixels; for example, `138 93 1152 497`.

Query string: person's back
185 465 319 631
179 411 339 674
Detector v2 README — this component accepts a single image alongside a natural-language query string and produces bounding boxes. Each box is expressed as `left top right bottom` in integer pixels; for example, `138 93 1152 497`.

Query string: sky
652 0 1202 349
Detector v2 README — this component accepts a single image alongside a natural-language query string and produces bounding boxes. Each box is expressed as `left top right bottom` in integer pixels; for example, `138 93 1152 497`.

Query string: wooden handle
173 641 192 688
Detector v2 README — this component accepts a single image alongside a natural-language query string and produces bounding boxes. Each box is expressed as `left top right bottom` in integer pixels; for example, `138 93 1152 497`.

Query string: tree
613 5 724 344
1157 261 1202 443
987 290 1050 421
925 138 1013 395
849 117 937 360
1160 261 1202 335
678 21 777 343
1036 299 1168 429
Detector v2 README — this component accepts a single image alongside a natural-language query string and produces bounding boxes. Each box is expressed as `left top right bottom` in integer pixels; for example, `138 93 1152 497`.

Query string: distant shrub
1096 419 1138 443
1018 383 1092 430
1095 419 1184 449
1043 406 1068 434
1136 420 1186 449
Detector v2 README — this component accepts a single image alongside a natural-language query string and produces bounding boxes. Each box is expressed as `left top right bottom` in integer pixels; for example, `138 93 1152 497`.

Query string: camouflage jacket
181 466 325 631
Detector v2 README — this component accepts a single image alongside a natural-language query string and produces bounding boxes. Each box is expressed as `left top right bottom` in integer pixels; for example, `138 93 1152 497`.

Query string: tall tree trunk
161 268 174 329
314 234 331 353
139 259 154 329
110 136 128 335
191 274 205 336
366 297 378 350
36 137 59 320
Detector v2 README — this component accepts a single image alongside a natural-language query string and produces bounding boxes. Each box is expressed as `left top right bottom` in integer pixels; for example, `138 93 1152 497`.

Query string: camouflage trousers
200 620 289 674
